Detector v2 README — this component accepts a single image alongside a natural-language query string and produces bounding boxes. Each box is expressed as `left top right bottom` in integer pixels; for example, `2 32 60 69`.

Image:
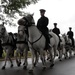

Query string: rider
52 23 61 47
67 27 74 48
37 9 51 49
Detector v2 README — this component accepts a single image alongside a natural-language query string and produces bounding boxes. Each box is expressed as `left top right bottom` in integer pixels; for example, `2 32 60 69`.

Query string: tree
0 0 39 15
0 0 40 26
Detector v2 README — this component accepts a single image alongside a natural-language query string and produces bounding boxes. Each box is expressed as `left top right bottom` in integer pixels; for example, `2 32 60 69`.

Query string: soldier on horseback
67 27 74 48
37 9 51 49
52 23 61 47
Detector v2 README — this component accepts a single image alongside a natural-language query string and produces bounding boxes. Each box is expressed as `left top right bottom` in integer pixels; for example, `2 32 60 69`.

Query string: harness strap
28 34 42 45
1 35 14 47
1 43 14 46
16 41 28 44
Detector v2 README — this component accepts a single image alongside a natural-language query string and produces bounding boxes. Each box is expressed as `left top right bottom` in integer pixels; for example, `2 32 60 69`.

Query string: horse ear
31 13 34 16
2 22 4 25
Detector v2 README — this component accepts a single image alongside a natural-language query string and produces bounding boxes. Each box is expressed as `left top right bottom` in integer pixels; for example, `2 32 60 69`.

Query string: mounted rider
52 23 61 47
37 9 51 49
67 27 74 48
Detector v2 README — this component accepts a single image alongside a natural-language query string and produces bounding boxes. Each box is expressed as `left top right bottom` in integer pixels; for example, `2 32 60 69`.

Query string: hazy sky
1 0 75 37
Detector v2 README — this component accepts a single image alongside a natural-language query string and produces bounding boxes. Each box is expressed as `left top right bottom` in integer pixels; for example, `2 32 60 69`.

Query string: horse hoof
33 63 36 67
56 54 58 56
50 63 54 68
28 69 33 73
17 62 21 67
59 58 62 61
47 57 50 60
23 66 27 70
59 59 62 61
2 66 5 70
23 63 25 65
42 66 46 70
65 57 67 59
10 64 13 68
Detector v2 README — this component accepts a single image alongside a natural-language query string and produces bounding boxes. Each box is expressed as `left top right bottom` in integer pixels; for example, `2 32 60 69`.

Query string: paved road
0 56 75 75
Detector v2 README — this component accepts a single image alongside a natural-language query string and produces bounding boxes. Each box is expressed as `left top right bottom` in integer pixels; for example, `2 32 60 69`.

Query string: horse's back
49 31 59 46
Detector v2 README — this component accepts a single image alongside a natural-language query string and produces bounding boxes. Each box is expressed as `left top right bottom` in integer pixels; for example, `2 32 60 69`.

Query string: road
0 56 75 75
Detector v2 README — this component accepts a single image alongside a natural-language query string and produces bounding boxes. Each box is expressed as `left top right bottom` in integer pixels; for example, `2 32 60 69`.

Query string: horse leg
59 49 63 61
63 47 66 57
69 47 72 59
23 48 28 69
58 45 63 61
34 51 39 67
29 48 35 72
54 47 58 58
48 47 54 68
8 56 13 68
15 49 20 66
46 50 51 60
64 47 68 59
7 49 13 68
18 52 21 67
73 47 75 55
2 50 9 70
40 49 46 70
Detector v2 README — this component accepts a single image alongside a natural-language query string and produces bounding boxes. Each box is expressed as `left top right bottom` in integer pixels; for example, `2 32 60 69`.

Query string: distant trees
0 0 40 26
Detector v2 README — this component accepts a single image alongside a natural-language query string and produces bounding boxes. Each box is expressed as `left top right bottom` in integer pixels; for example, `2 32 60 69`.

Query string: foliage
0 0 39 15
0 0 39 26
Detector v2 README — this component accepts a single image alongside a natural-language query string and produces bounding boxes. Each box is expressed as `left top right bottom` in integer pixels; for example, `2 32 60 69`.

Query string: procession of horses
0 13 75 73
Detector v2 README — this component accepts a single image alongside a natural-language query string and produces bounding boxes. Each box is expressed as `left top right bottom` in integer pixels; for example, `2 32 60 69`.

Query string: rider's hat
53 23 57 26
69 27 72 29
39 9 46 12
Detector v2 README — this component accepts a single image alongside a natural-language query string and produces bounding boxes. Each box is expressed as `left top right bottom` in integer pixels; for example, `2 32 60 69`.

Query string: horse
62 33 73 59
0 23 15 69
48 31 59 59
15 25 29 69
18 14 59 72
58 35 66 61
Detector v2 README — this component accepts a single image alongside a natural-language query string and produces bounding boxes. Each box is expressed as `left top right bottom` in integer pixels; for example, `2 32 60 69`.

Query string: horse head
0 22 6 38
18 13 35 27
62 33 72 45
18 25 26 37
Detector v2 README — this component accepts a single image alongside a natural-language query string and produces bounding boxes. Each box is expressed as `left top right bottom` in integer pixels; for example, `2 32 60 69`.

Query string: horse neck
17 33 26 41
28 25 41 40
1 31 8 42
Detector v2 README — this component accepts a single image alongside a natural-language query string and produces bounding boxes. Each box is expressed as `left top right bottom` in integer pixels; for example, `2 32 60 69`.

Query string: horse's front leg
58 45 63 61
18 52 21 66
69 47 72 59
15 49 21 67
34 52 39 67
23 47 28 69
40 49 46 70
2 49 13 69
2 50 7 70
29 48 35 72
8 49 13 68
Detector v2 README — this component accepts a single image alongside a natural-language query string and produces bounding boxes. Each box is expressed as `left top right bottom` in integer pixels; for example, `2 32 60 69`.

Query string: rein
28 34 42 45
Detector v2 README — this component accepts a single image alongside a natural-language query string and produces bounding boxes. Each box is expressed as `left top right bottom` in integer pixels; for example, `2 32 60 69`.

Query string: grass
0 50 32 61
